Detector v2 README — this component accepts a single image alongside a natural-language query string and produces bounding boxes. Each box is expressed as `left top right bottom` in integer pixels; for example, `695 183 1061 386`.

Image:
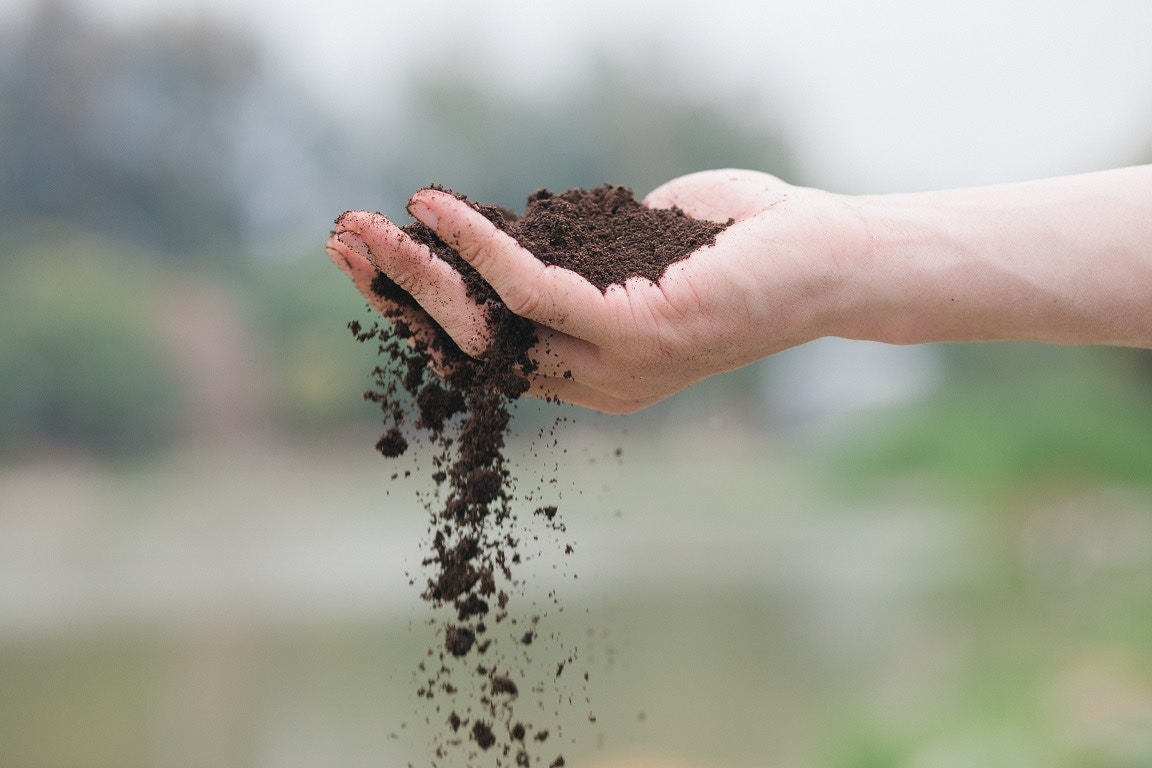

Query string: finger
332 210 491 357
327 232 390 314
326 235 463 374
330 231 657 412
406 190 610 344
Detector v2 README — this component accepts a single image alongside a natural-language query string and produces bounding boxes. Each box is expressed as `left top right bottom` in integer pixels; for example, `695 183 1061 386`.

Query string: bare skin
327 166 1152 413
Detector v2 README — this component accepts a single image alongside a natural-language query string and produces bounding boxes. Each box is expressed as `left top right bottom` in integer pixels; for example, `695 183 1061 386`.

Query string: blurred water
3 429 1150 767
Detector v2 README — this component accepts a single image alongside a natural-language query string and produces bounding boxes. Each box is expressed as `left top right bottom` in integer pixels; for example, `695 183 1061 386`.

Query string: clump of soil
339 184 729 766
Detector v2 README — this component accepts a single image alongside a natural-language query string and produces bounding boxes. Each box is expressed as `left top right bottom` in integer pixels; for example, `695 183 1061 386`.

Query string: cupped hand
327 170 867 413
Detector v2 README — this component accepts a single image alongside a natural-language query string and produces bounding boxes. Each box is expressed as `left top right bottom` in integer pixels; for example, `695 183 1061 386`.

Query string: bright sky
8 0 1152 193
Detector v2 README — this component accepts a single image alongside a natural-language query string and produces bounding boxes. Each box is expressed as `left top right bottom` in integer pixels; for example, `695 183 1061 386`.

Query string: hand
327 170 868 413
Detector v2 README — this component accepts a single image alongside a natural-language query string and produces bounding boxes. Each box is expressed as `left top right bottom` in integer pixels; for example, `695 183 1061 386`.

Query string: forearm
846 165 1152 348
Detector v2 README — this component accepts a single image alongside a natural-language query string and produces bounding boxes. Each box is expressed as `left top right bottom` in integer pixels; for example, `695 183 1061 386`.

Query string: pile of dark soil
342 184 729 766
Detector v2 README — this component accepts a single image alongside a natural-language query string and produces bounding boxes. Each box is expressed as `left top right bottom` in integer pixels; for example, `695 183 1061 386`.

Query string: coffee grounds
341 184 728 766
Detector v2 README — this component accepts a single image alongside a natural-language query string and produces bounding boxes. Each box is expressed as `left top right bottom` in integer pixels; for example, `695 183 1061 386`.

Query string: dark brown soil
341 184 729 766
444 624 476 657
408 184 730 294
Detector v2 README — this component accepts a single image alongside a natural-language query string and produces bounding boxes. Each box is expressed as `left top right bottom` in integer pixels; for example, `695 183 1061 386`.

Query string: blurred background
2 0 1152 766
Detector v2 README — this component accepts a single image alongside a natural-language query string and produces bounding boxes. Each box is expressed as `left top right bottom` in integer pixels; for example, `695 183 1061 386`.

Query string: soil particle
341 183 729 766
374 426 407 458
445 625 476 657
490 673 519 697
472 720 497 750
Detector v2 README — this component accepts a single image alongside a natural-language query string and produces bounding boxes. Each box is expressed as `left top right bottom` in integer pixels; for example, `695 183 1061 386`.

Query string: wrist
844 194 970 346
846 187 1102 347
850 169 1152 348
796 191 931 347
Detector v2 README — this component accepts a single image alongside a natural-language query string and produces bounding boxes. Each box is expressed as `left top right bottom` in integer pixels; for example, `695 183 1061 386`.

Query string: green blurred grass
826 344 1152 504
2 428 1151 768
0 233 185 456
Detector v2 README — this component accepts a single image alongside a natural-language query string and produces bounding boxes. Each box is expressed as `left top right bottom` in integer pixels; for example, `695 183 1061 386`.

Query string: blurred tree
0 232 186 457
0 2 248 256
0 1 356 258
0 2 374 455
385 54 798 212
237 257 389 431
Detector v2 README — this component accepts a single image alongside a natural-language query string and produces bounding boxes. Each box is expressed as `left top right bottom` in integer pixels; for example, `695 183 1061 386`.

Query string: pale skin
326 165 1152 414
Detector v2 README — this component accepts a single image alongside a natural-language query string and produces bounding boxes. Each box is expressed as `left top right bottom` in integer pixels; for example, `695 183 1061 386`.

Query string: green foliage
828 344 1152 501
0 3 251 259
821 729 911 768
0 233 185 457
235 255 383 430
386 56 798 212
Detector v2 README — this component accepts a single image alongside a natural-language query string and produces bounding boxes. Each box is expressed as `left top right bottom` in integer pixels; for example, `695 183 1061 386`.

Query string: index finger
407 189 609 343
332 209 491 357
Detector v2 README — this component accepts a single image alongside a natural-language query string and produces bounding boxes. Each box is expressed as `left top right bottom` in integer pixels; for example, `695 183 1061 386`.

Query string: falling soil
339 184 729 766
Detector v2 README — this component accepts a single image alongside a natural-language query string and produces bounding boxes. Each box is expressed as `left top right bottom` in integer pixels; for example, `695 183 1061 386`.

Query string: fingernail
337 231 372 262
407 197 439 230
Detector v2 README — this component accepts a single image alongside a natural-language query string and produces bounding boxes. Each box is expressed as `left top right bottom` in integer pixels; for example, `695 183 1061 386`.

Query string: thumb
644 169 791 222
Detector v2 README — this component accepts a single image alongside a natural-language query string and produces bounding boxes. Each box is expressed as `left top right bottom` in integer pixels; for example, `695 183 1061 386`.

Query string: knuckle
454 220 504 272
388 265 421 295
502 285 544 319
461 232 497 270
